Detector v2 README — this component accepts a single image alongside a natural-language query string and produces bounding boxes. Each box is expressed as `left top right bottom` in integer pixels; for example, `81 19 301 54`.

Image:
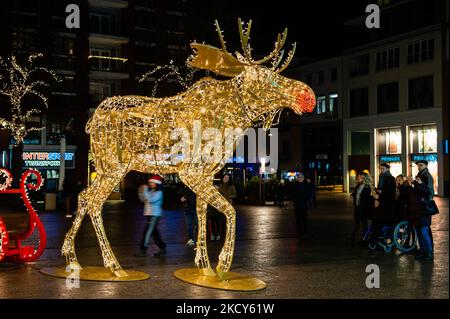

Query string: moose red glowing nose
294 86 316 114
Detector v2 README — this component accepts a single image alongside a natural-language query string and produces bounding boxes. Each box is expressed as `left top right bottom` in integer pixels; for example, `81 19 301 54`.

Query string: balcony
89 56 128 80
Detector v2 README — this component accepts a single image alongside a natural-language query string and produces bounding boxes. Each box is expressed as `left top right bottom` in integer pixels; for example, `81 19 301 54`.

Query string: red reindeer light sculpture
0 168 46 262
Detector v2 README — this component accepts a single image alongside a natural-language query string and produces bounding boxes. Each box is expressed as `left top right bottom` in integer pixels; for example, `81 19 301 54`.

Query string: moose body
62 20 315 279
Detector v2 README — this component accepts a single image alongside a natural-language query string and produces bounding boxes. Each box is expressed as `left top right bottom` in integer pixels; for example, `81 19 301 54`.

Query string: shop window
377 128 401 155
377 82 399 114
409 125 437 154
409 76 433 109
90 12 114 35
350 87 369 117
376 47 399 71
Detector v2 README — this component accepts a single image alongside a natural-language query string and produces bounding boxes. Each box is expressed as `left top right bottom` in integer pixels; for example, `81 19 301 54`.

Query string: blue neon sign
379 155 401 162
411 154 438 162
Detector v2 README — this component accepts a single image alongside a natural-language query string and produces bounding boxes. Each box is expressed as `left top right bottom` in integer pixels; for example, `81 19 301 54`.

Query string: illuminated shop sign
411 154 438 162
379 155 401 162
22 152 75 168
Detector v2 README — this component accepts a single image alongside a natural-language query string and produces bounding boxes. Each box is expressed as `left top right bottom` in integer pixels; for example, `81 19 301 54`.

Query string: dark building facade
0 0 195 199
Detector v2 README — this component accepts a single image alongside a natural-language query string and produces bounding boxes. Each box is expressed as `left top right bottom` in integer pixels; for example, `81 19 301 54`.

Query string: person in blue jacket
136 175 166 257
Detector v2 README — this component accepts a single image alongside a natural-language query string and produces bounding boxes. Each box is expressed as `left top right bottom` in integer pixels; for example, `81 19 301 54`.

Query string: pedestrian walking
277 179 286 207
136 175 166 257
306 177 317 209
415 160 435 251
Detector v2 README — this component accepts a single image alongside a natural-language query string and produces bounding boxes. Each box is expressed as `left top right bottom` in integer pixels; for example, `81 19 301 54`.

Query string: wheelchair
364 220 418 253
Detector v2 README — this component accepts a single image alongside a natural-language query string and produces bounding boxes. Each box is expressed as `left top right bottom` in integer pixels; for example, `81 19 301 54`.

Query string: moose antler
188 19 297 76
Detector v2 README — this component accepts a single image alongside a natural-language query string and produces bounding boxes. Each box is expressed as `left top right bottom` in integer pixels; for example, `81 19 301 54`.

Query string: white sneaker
216 235 221 241
186 239 195 246
65 214 72 218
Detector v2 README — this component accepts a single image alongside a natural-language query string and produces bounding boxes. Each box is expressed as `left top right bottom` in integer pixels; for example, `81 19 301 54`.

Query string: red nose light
296 90 316 113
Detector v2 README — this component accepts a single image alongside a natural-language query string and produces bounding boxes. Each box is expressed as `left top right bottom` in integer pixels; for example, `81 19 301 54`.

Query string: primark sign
22 152 75 169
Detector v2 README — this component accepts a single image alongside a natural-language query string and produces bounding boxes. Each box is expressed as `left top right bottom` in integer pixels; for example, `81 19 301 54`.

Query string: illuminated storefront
376 127 403 178
408 125 438 194
21 150 76 192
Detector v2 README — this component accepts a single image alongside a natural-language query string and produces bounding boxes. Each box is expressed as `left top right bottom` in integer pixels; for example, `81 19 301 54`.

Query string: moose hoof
215 267 228 281
114 269 129 278
67 262 82 271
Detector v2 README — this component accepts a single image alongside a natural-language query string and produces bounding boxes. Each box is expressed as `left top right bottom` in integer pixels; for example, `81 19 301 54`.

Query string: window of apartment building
12 32 37 51
330 68 337 82
318 71 324 85
315 96 326 115
53 37 75 55
348 54 369 78
377 82 399 114
408 38 434 64
328 93 338 117
409 76 434 109
89 82 112 102
90 13 113 34
376 47 399 71
350 87 369 117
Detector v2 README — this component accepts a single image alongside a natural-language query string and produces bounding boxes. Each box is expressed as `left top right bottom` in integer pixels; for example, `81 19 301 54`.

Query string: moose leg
194 198 215 276
179 172 236 279
61 188 90 270
87 173 128 277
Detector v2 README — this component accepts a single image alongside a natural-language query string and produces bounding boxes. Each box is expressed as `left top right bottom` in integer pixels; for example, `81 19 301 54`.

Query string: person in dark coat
415 160 435 251
292 173 311 238
349 172 374 243
394 174 411 221
408 175 433 260
180 185 197 246
276 179 286 207
373 163 397 231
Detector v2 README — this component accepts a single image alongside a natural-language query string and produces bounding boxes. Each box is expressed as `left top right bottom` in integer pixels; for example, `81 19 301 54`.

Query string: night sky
192 0 372 62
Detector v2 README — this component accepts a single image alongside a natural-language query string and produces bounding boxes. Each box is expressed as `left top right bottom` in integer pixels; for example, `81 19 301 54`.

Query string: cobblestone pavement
0 193 448 299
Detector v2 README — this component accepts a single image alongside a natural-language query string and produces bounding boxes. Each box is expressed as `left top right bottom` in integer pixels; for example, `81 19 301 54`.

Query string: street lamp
259 157 265 204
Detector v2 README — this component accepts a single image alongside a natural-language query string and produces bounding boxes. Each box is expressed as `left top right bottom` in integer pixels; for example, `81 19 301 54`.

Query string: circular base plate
40 266 150 282
174 268 266 291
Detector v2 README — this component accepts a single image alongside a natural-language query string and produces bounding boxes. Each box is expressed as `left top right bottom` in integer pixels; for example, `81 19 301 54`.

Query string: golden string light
0 53 60 145
62 19 316 279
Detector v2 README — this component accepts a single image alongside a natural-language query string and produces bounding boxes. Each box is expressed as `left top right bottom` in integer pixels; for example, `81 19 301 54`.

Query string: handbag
425 199 439 215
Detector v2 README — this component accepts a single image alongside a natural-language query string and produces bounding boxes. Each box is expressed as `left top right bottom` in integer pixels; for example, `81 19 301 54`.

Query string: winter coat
395 183 411 220
351 184 374 220
292 181 310 209
218 183 236 204
378 172 396 211
417 168 434 200
409 181 431 227
140 185 163 217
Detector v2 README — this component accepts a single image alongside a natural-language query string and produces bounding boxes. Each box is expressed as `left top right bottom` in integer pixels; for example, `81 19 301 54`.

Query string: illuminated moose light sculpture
61 19 315 281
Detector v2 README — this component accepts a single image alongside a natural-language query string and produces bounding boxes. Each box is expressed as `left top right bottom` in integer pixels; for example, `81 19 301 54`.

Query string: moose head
188 19 316 123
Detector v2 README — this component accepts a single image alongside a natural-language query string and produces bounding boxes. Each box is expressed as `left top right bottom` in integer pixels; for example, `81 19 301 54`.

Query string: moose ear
187 43 246 77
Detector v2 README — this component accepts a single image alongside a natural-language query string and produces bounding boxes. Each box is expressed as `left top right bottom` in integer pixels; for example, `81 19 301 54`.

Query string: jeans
418 226 433 255
141 216 166 250
184 209 198 241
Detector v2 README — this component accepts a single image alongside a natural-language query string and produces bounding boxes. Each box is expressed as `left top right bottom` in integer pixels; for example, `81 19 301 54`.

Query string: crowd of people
120 160 437 261
349 160 436 260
